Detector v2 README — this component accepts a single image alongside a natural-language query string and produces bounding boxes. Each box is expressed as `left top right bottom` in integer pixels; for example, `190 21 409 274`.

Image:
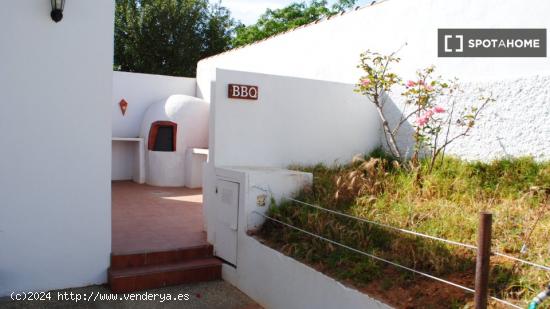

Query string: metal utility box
214 179 239 266
208 166 312 269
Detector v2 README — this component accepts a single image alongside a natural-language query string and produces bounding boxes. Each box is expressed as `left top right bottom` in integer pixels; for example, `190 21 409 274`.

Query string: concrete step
108 257 222 293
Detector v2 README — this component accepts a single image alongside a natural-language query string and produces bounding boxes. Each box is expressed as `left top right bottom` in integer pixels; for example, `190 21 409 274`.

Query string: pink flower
416 116 429 127
360 79 371 87
425 109 434 117
418 80 425 85
406 80 415 87
425 85 434 91
433 106 446 113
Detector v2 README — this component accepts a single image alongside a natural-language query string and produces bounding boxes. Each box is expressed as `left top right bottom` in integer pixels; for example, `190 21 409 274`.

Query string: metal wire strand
253 210 522 309
286 197 478 249
285 197 550 273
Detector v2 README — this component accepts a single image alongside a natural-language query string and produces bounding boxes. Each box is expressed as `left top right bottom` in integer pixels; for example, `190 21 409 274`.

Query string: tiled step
110 244 214 270
108 257 222 293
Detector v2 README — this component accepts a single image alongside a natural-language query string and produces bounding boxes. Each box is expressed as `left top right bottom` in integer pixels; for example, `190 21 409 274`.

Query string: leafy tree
204 3 235 55
232 0 357 47
114 0 236 77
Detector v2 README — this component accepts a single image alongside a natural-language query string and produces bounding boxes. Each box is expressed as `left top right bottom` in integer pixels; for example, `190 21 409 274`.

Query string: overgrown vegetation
258 152 550 308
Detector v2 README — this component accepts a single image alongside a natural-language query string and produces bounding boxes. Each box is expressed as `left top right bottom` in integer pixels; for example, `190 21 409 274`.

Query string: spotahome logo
438 29 546 57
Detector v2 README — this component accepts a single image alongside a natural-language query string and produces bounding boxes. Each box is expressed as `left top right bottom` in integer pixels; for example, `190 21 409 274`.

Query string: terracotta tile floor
112 181 207 255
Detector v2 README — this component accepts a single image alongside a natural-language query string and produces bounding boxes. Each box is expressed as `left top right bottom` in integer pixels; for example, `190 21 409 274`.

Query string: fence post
474 212 493 309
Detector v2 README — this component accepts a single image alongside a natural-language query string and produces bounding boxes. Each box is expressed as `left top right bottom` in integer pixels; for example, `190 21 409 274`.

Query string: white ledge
112 137 143 142
192 148 209 155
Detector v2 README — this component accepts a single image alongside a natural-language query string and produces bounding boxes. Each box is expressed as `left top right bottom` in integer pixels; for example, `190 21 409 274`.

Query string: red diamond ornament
119 99 128 116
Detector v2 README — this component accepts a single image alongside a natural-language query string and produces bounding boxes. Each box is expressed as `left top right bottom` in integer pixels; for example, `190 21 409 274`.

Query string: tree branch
434 96 492 158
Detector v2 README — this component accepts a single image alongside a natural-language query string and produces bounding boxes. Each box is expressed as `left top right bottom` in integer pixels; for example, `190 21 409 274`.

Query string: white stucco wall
0 0 114 296
112 141 136 180
111 72 196 181
203 69 380 267
224 239 391 309
211 69 381 167
389 75 550 160
112 71 197 138
209 167 390 309
197 0 550 161
446 75 549 161
185 149 208 189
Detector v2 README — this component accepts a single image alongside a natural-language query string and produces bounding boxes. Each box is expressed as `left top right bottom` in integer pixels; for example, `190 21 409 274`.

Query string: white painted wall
390 75 550 160
0 0 114 296
211 69 381 167
111 72 196 181
209 167 390 309
203 69 380 254
197 0 550 161
447 76 549 161
185 149 208 189
111 138 145 183
112 71 196 138
112 141 136 180
223 239 391 309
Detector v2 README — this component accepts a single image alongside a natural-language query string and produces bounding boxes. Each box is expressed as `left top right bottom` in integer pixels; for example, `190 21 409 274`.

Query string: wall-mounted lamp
50 0 65 23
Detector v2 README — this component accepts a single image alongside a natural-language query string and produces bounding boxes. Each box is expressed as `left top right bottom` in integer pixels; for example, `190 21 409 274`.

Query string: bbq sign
228 84 259 100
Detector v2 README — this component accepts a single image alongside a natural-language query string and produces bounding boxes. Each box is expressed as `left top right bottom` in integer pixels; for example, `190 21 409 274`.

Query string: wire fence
252 196 550 308
285 197 550 273
253 211 522 308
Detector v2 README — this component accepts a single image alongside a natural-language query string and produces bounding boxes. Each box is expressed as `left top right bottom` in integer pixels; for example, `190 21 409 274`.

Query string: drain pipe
528 284 550 309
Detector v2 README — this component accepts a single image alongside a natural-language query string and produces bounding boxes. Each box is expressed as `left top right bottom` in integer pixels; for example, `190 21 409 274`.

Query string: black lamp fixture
50 0 65 23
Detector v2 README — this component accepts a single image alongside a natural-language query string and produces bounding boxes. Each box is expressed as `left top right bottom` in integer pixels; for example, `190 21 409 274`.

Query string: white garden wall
0 1 114 296
447 76 550 161
202 68 381 268
112 71 196 138
389 75 550 160
209 167 390 309
197 0 550 161
210 69 381 167
111 72 196 181
224 238 391 309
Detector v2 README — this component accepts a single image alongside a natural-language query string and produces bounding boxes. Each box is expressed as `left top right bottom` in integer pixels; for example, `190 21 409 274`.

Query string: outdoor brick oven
140 95 209 187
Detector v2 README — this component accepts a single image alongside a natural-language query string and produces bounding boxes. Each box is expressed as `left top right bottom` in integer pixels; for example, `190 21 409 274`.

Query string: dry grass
258 150 550 308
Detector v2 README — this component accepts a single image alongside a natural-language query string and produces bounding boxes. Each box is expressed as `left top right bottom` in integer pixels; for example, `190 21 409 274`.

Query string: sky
221 0 371 25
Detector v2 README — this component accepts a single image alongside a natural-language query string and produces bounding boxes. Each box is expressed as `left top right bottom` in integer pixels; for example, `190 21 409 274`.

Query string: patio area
112 181 207 254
